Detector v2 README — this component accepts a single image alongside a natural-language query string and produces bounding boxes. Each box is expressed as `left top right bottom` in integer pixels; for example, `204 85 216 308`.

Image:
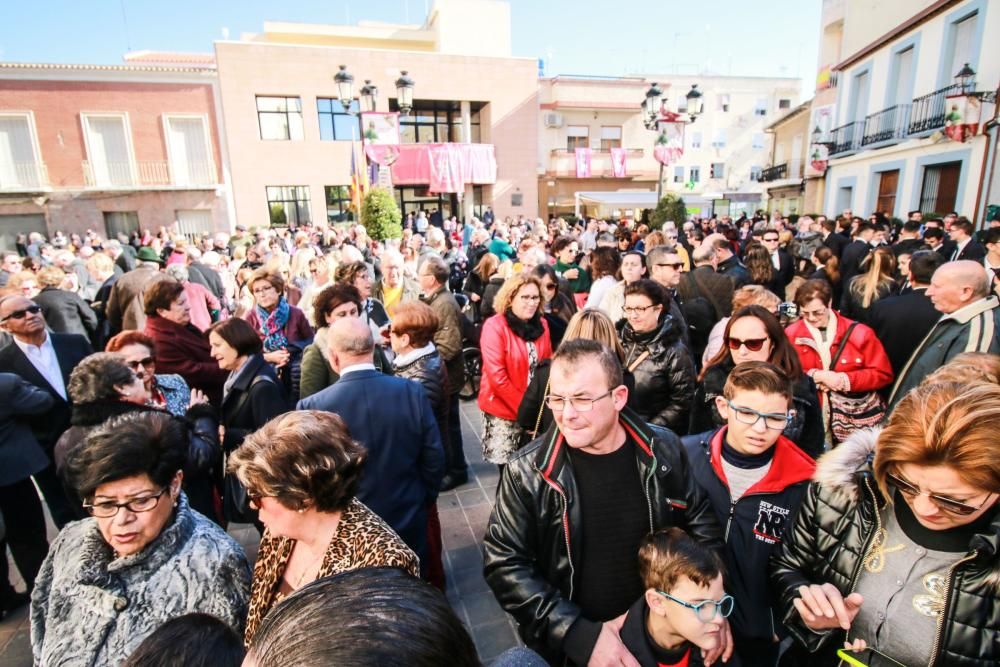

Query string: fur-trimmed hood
813 427 880 504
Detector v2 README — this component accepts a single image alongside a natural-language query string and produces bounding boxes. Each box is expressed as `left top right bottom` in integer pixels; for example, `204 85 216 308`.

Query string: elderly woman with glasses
229 410 417 646
771 380 1000 666
106 331 205 417
689 305 824 458
32 411 249 667
478 273 553 467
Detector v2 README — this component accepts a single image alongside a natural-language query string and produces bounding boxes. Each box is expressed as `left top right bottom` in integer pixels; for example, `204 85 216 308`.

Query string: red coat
144 315 228 406
478 314 553 421
785 315 893 392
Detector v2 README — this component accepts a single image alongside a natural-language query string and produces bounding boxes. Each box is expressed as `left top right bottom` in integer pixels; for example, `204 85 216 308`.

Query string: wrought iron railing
829 121 862 155
861 104 912 146
759 163 787 182
908 83 963 135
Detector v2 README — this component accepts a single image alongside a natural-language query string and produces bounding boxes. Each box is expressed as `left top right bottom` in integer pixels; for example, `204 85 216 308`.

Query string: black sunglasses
1 304 41 323
886 472 995 516
726 336 768 352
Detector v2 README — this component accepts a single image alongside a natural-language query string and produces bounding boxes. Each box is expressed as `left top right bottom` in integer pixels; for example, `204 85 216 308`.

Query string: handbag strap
628 350 651 373
532 377 551 438
829 322 860 371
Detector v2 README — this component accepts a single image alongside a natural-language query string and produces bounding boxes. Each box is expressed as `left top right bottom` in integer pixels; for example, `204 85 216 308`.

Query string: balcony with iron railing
828 121 862 156
82 160 217 188
759 163 787 182
909 83 964 135
861 104 912 147
0 162 49 190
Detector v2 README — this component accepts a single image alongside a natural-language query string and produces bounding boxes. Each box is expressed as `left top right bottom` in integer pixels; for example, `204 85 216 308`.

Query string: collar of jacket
533 406 661 490
229 353 273 392
76 492 195 588
939 294 999 325
618 314 681 348
70 400 159 427
707 426 816 496
420 286 447 304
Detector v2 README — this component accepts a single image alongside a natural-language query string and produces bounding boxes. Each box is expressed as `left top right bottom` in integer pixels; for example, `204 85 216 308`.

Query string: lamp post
644 81 701 204
952 63 997 103
334 65 355 112
360 80 378 114
395 71 415 116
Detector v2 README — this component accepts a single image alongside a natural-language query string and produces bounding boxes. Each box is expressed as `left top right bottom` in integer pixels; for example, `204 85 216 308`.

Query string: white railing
0 161 49 189
83 160 216 187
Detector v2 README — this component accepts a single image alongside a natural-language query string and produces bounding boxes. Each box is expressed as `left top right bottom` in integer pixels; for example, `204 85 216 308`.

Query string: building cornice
834 0 960 71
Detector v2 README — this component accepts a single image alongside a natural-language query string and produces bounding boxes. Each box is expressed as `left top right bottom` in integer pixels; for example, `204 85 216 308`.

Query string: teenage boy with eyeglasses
620 527 734 667
682 361 816 666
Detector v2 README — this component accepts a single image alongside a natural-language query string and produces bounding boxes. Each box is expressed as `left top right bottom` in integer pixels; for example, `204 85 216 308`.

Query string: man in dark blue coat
0 295 92 528
298 316 444 565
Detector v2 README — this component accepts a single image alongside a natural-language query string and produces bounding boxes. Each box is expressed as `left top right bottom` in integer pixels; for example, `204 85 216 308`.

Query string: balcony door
82 114 135 186
875 170 899 216
919 162 961 214
0 114 43 188
165 116 213 186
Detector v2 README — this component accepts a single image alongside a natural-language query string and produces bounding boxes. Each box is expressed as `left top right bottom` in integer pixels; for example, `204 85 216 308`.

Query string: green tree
649 193 687 230
360 187 403 241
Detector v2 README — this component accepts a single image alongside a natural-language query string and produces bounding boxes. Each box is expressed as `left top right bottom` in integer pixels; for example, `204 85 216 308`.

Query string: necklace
292 547 327 588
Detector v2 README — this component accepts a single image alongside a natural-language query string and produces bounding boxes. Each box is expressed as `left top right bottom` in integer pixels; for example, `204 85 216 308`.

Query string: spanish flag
350 140 370 214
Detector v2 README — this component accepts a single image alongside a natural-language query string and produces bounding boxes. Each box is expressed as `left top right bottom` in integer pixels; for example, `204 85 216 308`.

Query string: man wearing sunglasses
0 295 92 528
683 362 815 666
484 339 726 667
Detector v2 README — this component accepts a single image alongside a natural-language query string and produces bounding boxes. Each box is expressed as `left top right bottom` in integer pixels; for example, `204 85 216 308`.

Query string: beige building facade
762 100 813 215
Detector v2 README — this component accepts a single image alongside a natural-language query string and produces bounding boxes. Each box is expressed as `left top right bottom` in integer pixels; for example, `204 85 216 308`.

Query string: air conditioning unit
544 112 564 128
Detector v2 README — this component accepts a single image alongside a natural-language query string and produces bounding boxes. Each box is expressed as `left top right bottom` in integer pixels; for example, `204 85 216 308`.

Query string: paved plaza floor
0 398 521 665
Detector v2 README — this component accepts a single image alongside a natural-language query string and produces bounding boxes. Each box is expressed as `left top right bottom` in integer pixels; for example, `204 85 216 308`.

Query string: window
175 210 214 236
919 162 961 214
325 185 354 223
717 94 731 112
395 186 454 219
690 131 702 149
876 170 900 216
711 163 725 179
754 98 768 116
266 186 311 226
891 46 915 106
673 166 685 183
689 166 700 183
947 13 979 89
566 125 589 151
0 113 44 188
750 165 763 182
317 99 361 141
81 113 135 186
392 100 482 144
256 96 304 141
163 116 214 185
752 132 766 150
778 99 792 110
849 71 870 123
103 211 139 240
600 126 622 151
711 129 726 149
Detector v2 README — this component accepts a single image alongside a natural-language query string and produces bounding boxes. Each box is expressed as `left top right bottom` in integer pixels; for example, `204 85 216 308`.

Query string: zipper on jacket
724 500 737 541
643 459 655 534
927 550 978 667
537 464 575 601
846 478 881 598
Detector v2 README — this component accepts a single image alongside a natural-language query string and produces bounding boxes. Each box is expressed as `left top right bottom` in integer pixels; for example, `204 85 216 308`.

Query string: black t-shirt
567 438 649 623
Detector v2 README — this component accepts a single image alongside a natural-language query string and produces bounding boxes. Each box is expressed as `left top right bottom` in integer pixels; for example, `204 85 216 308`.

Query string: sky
0 1 821 98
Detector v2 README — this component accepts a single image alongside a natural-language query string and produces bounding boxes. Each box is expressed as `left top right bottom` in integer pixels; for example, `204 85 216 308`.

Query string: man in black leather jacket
483 340 727 666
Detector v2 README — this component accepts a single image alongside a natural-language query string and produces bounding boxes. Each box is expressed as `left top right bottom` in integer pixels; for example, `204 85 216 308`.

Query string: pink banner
610 147 627 177
653 122 685 166
387 143 497 192
575 148 592 178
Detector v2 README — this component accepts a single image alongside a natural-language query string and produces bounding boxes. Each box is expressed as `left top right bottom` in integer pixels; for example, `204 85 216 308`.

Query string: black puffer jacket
689 358 825 459
394 346 449 447
770 428 1000 666
482 408 723 662
618 315 696 433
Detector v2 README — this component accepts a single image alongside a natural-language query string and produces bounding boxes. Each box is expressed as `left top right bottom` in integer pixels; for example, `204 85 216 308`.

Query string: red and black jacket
682 427 815 642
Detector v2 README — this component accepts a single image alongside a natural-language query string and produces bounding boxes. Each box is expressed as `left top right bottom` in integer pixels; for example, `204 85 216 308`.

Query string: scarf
802 308 838 445
504 310 545 342
256 297 290 352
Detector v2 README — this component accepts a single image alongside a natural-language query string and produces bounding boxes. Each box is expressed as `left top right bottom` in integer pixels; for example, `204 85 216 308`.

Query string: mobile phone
778 301 798 318
836 648 879 667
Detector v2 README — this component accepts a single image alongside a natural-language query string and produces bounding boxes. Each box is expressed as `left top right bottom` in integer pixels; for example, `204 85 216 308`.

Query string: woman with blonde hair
840 246 896 325
771 380 1000 665
517 309 631 438
478 273 553 467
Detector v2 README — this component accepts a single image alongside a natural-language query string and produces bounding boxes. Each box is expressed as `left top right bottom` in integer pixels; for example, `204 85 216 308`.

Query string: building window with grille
600 126 622 151
318 99 361 141
567 125 589 151
0 113 44 189
103 211 139 240
266 186 311 226
918 162 961 214
673 166 685 183
325 185 354 223
711 163 725 179
256 97 304 141
689 166 700 183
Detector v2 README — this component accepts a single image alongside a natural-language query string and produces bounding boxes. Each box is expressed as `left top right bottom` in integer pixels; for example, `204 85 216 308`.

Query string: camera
778 302 798 318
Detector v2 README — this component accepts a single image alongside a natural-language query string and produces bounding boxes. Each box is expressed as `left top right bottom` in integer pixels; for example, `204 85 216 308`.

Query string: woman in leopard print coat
229 410 418 646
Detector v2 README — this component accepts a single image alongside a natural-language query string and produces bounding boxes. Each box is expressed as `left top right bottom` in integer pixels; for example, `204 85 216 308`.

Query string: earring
297 508 305 514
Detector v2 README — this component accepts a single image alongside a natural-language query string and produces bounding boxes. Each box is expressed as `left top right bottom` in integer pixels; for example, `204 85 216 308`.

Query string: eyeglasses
727 400 792 431
125 357 155 370
886 472 996 516
83 487 169 518
655 262 684 270
252 285 277 296
763 237 780 243
517 295 541 302
657 591 735 622
547 389 614 412
623 304 660 315
1 304 41 322
542 283 557 292
800 307 827 320
726 336 768 352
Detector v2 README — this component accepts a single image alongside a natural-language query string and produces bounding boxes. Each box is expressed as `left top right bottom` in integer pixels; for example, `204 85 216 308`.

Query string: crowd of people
0 205 998 666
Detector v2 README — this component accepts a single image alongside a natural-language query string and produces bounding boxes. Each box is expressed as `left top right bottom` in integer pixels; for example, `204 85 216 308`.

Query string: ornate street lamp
955 63 976 95
395 71 415 116
334 65 355 112
811 125 834 148
360 80 378 114
685 84 704 122
642 82 664 130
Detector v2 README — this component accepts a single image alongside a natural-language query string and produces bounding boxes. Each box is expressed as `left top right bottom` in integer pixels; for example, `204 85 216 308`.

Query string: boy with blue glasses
620 527 734 666
682 361 816 666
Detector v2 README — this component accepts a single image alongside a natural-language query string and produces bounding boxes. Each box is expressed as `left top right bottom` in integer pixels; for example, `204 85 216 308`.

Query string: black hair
207 318 263 356
64 411 187 501
624 278 668 307
902 220 922 234
249 568 480 667
908 250 946 285
923 227 945 242
121 613 243 667
984 227 1000 245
